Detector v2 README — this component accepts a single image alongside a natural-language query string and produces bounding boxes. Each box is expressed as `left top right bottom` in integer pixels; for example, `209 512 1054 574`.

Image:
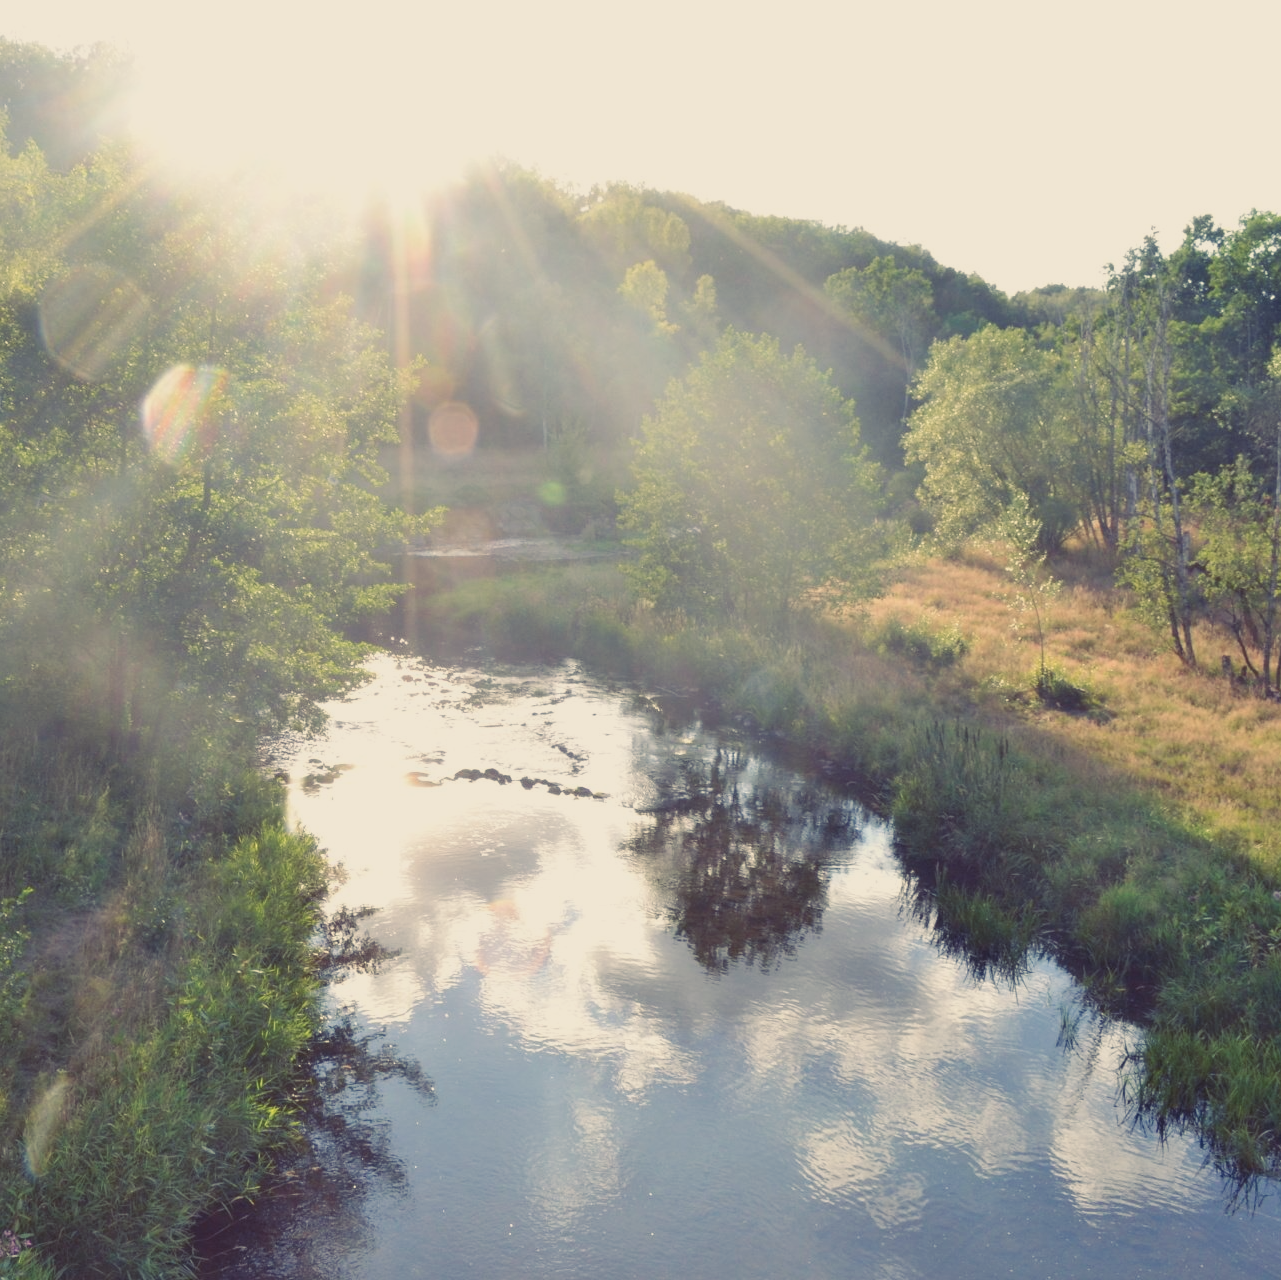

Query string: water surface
201 653 1281 1278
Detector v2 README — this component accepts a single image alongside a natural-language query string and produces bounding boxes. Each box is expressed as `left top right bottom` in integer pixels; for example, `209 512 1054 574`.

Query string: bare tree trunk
1140 278 1196 667
1156 305 1196 669
1119 274 1139 528
1263 410 1281 692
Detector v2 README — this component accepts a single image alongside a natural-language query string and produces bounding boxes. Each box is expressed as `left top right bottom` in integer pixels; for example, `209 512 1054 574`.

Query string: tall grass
15 828 326 1278
0 699 332 1277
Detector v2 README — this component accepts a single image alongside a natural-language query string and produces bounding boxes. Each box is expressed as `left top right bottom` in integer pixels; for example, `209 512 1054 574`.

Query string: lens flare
428 400 479 458
23 1073 69 1179
141 364 229 462
39 264 150 382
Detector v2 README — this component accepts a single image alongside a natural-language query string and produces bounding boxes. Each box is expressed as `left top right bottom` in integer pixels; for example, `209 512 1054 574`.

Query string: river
198 651 1281 1279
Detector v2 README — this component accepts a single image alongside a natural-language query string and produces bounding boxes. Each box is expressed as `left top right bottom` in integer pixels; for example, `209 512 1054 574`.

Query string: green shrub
869 616 969 668
1034 664 1094 712
14 825 327 1278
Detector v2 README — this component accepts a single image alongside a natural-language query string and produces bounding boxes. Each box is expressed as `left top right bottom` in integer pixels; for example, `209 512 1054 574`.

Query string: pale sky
5 0 1278 295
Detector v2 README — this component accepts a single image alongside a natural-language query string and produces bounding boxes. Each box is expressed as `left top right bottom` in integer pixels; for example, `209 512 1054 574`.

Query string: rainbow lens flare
141 364 229 462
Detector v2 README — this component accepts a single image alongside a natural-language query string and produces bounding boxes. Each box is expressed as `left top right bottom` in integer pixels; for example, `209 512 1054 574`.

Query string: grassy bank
0 726 333 1278
420 551 1281 1196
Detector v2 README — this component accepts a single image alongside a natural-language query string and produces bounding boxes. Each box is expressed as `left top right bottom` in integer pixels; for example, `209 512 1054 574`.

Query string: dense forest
6 33 1281 1275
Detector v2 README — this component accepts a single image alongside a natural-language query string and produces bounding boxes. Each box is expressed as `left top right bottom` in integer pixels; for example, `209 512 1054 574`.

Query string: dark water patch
194 1012 434 1280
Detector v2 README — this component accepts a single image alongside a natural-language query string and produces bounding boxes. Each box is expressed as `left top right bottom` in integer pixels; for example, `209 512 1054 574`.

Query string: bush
1034 664 1093 712
869 616 969 668
619 329 883 622
11 825 328 1278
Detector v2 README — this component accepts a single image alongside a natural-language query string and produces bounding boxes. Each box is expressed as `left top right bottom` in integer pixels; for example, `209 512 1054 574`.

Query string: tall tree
619 329 882 622
0 125 423 760
903 325 1082 550
1113 238 1199 667
825 255 935 426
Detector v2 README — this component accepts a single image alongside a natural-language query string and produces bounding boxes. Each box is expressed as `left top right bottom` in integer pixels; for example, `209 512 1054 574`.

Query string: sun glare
124 24 489 218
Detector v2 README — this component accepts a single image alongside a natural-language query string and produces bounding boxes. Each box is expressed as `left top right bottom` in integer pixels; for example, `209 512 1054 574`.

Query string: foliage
994 491 1063 690
825 254 935 422
619 329 884 622
362 169 1028 463
1116 488 1201 667
866 615 969 668
0 38 132 167
904 325 1083 550
618 259 678 335
0 120 425 760
13 826 328 1278
1186 458 1281 685
0 107 435 1277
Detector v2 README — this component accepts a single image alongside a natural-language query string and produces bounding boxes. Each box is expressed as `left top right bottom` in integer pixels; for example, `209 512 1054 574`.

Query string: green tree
0 38 131 168
1110 237 1200 667
1186 357 1281 691
682 272 719 344
995 492 1063 697
903 325 1082 550
619 259 677 335
578 185 692 278
0 126 425 760
619 329 882 622
824 255 935 424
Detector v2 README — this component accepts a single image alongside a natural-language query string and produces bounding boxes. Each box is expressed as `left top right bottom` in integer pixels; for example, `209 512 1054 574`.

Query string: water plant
890 721 1016 878
1056 1000 1084 1051
930 871 1039 984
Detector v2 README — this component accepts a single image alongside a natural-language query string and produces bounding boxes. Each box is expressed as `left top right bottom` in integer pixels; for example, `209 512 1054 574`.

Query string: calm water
200 653 1281 1279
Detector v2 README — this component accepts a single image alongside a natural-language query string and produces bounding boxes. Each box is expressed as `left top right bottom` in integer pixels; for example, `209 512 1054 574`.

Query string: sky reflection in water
246 654 1281 1280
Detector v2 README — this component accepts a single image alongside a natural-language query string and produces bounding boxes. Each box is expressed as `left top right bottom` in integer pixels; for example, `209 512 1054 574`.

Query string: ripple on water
204 655 1281 1280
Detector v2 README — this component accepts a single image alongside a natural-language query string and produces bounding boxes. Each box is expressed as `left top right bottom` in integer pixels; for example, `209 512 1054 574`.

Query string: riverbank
0 733 333 1277
6 533 1276 1274
419 551 1281 1195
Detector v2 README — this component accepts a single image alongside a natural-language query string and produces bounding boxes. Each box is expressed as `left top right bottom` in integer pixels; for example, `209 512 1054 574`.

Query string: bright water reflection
203 654 1281 1279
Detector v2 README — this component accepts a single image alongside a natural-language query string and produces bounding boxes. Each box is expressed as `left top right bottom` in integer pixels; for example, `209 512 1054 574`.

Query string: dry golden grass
859 547 1281 875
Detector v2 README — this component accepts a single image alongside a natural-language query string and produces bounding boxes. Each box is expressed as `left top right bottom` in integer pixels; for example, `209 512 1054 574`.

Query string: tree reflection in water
195 901 432 1280
195 1010 435 1280
625 745 865 973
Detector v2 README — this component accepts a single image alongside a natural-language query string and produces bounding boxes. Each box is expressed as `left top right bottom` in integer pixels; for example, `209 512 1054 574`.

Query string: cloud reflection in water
270 656 1279 1279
